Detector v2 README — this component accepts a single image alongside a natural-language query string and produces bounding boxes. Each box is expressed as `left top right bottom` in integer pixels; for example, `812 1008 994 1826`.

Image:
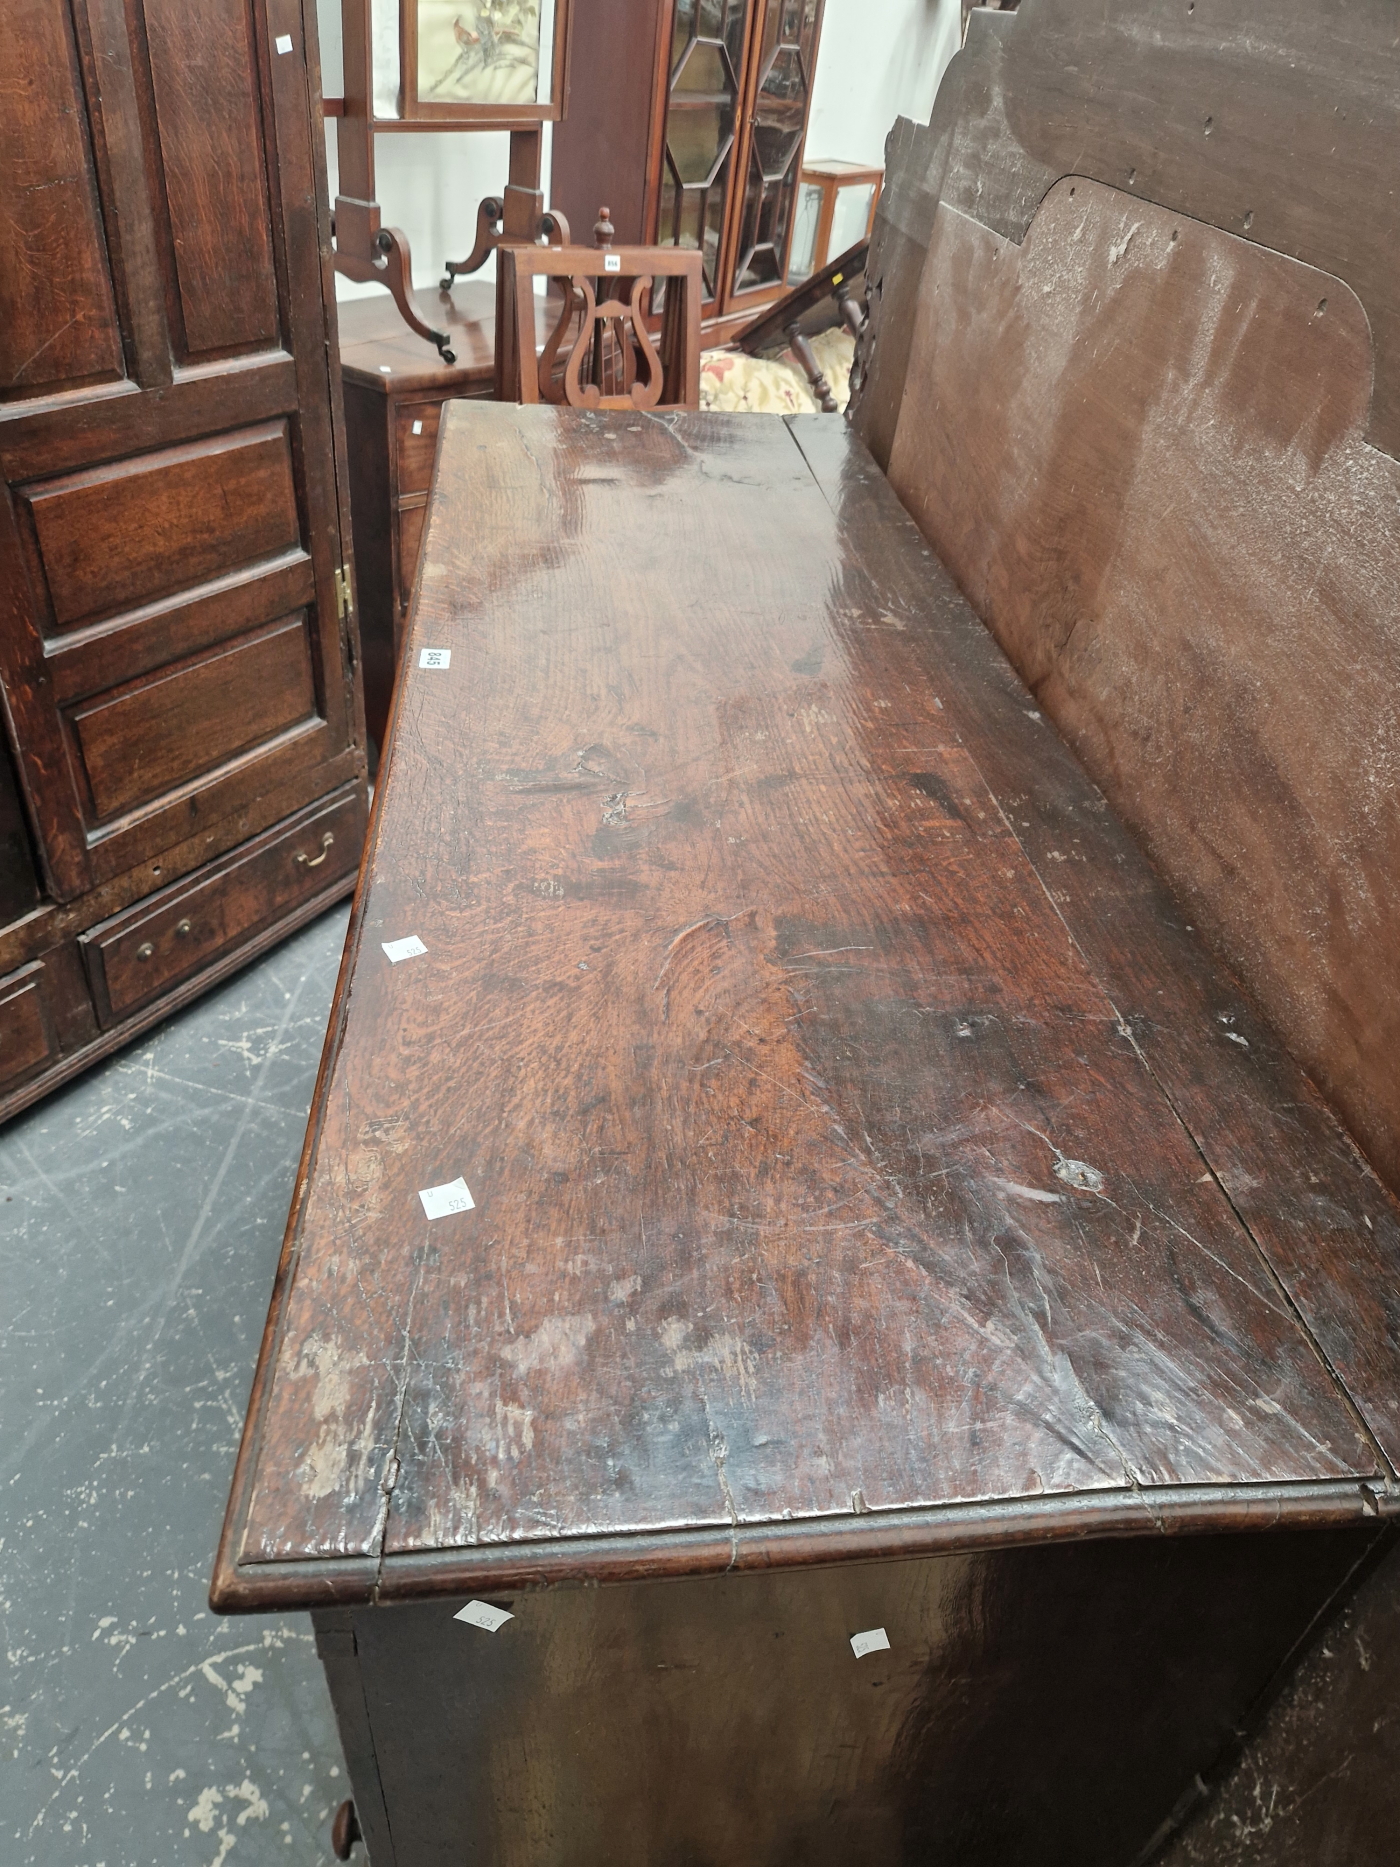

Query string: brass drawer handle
295 831 334 869
138 920 189 961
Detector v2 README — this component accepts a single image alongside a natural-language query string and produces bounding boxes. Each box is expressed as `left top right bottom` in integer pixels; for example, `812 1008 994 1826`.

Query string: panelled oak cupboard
0 0 367 1120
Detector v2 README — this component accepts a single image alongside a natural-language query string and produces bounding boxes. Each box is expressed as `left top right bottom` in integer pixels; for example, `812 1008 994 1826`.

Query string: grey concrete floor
1 908 353 1867
7 893 1400 1867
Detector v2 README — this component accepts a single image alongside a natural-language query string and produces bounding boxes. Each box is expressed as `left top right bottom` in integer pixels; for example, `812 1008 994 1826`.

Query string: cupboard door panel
21 420 300 631
46 552 315 704
67 614 317 824
141 0 281 359
0 0 125 399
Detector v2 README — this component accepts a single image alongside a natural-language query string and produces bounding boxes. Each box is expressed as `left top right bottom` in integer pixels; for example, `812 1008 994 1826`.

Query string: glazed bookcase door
655 0 757 314
0 0 356 901
726 0 824 307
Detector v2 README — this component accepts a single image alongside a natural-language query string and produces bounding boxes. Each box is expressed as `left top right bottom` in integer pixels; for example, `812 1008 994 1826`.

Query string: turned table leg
786 322 838 412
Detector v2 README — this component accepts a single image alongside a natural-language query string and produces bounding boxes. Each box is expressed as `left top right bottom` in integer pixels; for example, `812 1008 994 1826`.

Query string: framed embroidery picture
397 0 571 122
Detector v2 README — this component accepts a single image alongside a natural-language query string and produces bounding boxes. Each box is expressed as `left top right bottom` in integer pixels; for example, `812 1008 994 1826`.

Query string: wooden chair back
497 210 702 410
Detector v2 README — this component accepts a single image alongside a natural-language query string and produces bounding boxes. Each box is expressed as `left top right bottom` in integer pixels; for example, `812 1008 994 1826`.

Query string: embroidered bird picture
420 0 541 107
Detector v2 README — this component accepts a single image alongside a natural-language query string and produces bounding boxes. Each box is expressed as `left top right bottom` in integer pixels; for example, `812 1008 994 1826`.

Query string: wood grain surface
886 177 1400 1199
794 416 1400 1502
216 407 1400 1609
854 0 1400 467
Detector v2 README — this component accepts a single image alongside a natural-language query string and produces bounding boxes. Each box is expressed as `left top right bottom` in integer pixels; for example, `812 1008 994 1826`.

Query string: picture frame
395 0 572 124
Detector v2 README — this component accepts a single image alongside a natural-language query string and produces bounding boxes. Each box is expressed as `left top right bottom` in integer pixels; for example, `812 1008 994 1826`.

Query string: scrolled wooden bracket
332 197 457 363
442 198 571 290
441 196 504 287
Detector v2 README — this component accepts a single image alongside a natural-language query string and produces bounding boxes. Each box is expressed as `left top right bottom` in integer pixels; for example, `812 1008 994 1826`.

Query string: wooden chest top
215 407 1400 1611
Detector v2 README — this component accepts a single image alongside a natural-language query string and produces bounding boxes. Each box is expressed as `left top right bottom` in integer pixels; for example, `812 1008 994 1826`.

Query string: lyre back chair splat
498 207 703 409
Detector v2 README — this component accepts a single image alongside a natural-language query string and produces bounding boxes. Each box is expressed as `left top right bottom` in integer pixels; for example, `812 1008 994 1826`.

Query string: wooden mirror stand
331 0 574 361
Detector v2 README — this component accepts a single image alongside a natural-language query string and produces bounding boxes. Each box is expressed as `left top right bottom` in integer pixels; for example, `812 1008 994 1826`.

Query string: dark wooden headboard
852 0 1400 1194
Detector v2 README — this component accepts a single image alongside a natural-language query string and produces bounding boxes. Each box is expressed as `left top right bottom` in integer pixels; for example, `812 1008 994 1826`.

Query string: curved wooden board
886 175 1400 1198
855 0 1400 463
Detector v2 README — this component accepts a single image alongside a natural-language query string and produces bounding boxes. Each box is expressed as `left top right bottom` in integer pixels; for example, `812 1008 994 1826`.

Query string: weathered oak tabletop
214 405 1400 1613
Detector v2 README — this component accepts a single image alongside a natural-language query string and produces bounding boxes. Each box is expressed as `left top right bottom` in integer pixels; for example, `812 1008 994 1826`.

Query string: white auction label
849 1627 890 1659
604 253 621 273
412 419 424 434
418 1177 475 1220
382 934 427 964
274 32 293 52
455 1601 513 1633
419 647 451 670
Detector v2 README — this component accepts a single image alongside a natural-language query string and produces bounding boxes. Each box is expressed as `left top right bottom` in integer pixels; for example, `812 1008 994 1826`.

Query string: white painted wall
805 0 962 169
315 0 959 300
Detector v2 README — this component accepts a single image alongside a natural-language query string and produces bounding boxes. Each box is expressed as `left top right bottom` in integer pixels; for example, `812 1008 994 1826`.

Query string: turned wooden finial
593 205 615 248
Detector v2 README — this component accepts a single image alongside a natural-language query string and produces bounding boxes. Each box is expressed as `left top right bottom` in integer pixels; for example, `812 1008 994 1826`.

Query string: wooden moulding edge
208 1477 1400 1614
210 599 422 1623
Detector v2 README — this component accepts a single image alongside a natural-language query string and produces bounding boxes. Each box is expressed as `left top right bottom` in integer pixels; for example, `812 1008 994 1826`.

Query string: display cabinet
786 158 882 282
553 0 826 338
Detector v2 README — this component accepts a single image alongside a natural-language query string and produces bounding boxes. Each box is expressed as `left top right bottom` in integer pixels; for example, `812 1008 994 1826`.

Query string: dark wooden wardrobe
0 0 367 1121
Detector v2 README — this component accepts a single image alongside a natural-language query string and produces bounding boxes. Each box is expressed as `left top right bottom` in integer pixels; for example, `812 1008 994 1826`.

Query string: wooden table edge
210 662 412 1623
209 1477 1400 1614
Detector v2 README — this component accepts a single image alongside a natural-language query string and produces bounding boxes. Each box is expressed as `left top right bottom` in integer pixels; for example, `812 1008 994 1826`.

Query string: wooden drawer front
395 402 443 494
396 501 428 612
0 961 58 1093
82 786 364 1026
66 614 318 826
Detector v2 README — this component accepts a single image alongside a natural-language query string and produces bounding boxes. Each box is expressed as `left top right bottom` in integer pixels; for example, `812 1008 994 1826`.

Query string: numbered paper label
418 1177 475 1220
419 647 451 669
849 1627 891 1659
382 935 427 964
604 253 622 273
455 1601 513 1633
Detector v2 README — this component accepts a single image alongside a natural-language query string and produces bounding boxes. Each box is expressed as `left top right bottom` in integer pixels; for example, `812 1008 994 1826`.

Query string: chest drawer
395 402 443 495
0 960 58 1093
81 784 365 1025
